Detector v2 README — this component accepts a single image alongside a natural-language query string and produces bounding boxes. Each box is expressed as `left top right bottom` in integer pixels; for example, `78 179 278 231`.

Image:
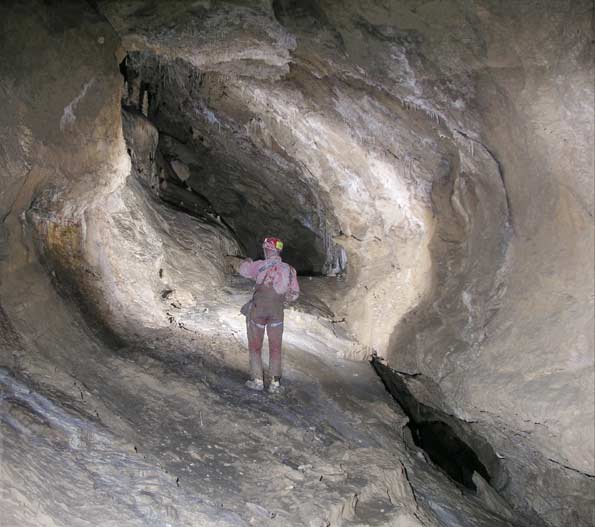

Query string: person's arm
285 267 300 302
239 258 262 280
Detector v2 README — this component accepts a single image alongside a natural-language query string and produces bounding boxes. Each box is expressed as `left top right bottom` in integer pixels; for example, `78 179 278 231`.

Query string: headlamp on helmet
263 237 284 252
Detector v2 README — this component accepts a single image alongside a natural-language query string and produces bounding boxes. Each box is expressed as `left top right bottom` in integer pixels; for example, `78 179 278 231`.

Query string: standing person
239 237 300 393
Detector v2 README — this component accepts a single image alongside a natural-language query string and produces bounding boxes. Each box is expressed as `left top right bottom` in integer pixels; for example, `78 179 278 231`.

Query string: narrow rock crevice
372 359 505 492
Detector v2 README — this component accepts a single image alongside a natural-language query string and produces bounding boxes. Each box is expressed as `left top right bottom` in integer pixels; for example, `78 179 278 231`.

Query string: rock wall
383 3 594 524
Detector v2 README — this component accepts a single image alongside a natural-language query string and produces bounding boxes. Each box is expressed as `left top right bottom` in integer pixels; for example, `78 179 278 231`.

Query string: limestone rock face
0 1 593 527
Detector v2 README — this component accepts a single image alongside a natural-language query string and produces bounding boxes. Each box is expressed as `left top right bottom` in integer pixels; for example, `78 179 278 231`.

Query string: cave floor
1 271 528 527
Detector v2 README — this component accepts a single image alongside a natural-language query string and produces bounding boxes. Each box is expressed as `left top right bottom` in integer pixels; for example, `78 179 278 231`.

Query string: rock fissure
546 458 595 479
372 359 502 492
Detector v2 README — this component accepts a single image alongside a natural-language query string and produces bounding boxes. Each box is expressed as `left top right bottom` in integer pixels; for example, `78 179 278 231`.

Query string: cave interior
0 2 593 527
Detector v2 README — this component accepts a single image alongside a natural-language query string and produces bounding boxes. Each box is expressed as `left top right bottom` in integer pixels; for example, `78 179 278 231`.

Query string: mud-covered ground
1 272 530 527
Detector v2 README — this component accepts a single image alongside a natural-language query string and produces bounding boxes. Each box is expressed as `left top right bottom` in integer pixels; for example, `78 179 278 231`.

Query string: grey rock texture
0 1 593 526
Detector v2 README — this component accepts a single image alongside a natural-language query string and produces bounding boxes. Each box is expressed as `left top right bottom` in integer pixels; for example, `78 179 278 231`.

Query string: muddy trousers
247 316 284 379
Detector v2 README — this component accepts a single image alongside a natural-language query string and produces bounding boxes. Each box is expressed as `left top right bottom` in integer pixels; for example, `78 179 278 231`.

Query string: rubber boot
245 378 264 391
268 376 283 394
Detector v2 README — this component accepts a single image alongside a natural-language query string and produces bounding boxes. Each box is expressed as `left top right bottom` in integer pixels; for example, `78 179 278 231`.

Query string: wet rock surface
1 1 593 526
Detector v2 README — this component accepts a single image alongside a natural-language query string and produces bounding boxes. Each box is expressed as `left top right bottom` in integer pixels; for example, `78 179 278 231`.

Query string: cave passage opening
119 52 348 278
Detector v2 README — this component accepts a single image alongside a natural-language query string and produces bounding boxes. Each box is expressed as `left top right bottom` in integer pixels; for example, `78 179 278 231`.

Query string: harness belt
250 320 283 329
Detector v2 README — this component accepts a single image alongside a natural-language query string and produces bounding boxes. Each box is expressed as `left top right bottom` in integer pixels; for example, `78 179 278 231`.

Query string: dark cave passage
118 52 348 277
372 358 503 494
407 419 490 491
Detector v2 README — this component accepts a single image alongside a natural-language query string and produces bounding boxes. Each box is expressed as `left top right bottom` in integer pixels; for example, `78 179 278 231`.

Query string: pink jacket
239 256 300 302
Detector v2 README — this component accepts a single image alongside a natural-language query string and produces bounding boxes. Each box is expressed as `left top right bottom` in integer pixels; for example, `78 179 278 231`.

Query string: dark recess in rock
372 358 504 492
408 419 490 491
